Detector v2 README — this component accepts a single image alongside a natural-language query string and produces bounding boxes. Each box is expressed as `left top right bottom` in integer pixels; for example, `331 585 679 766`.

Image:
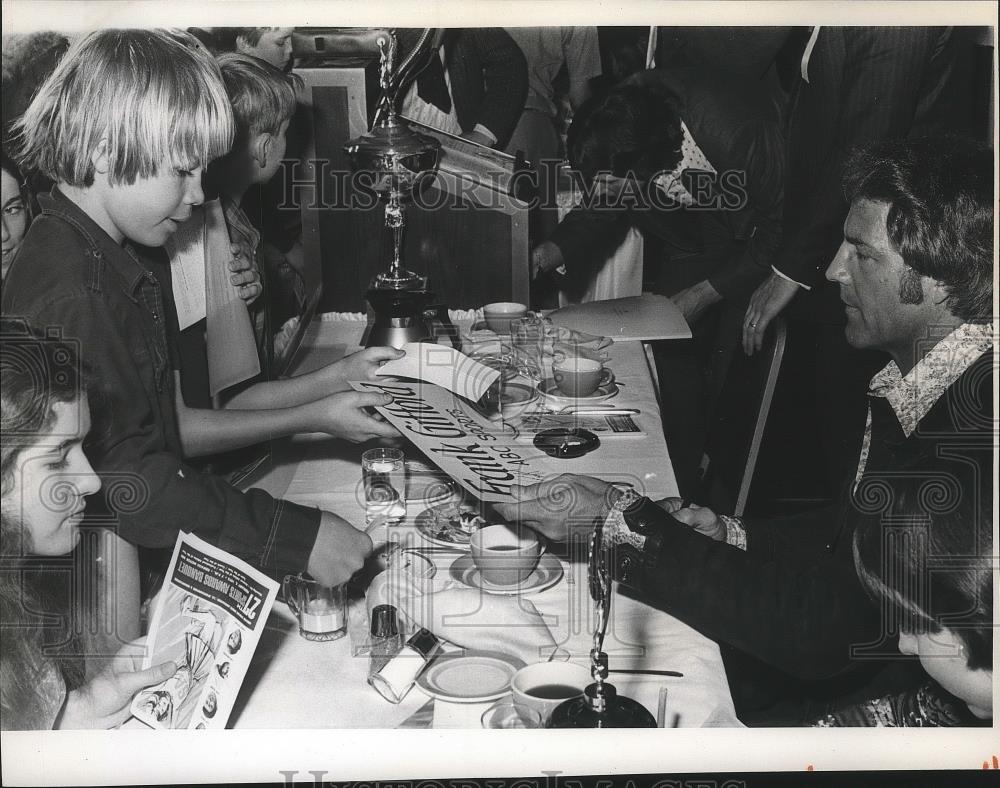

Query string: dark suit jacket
549 67 784 302
612 352 992 686
400 28 527 149
777 27 973 288
444 28 527 148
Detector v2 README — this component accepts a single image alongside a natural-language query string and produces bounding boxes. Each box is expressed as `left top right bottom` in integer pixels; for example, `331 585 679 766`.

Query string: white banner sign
350 379 554 502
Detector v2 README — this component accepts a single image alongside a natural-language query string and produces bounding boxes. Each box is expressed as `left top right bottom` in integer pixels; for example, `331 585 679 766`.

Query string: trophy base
370 269 428 292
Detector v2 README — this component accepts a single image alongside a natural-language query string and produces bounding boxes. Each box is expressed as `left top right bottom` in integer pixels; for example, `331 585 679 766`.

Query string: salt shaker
367 604 402 676
368 627 441 704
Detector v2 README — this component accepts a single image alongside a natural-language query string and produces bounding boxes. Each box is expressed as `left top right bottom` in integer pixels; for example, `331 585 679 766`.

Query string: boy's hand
322 347 405 392
229 242 263 305
305 390 400 442
308 513 374 586
57 643 177 729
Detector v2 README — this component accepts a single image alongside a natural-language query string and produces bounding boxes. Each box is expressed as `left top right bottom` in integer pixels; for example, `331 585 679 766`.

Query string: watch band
601 487 647 553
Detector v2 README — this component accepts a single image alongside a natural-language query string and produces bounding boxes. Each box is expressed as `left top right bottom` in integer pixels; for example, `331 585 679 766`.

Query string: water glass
282 574 348 642
362 448 406 525
511 315 547 380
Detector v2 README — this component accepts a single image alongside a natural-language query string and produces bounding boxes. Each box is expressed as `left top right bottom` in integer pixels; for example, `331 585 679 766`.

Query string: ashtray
532 428 600 459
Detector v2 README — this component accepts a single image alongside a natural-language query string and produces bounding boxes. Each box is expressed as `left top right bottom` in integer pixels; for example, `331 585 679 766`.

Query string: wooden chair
698 314 787 517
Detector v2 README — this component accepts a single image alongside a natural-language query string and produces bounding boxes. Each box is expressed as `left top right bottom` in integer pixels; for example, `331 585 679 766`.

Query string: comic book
129 532 278 730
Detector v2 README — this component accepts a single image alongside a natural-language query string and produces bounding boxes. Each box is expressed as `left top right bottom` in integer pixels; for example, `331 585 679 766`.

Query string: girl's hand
56 644 177 729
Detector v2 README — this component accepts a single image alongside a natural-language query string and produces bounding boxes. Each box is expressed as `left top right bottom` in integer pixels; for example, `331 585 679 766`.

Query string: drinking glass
511 315 547 381
481 700 543 729
282 574 348 642
362 448 406 525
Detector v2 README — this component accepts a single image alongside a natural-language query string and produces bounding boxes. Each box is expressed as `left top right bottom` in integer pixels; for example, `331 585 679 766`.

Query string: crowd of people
0 25 993 732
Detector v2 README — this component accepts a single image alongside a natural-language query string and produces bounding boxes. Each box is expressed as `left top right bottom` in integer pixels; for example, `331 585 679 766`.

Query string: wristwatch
599 487 665 587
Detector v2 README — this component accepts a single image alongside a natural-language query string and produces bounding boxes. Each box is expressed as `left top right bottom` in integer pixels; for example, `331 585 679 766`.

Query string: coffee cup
552 356 614 398
469 524 540 586
483 302 528 334
510 661 591 723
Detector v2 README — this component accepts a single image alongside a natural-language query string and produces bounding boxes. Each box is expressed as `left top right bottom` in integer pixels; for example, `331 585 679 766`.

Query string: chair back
75 528 142 680
699 314 787 516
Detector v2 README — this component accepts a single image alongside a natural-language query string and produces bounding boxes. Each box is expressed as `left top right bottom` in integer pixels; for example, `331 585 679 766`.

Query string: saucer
538 378 619 405
448 553 564 595
416 650 525 703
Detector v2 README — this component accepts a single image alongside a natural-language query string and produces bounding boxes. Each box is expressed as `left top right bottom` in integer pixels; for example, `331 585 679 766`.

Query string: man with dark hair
531 67 785 495
741 27 974 492
497 136 994 724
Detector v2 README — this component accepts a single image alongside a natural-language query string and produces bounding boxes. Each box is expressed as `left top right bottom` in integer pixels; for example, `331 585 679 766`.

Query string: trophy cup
344 30 458 349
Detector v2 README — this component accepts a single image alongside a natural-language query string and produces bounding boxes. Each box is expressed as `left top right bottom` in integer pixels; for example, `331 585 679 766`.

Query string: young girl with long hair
1 321 175 729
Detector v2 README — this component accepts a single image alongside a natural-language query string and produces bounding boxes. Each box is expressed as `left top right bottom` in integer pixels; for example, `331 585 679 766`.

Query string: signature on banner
350 380 550 502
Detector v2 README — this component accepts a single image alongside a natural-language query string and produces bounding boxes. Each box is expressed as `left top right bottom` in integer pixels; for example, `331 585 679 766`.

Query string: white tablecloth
229 317 738 728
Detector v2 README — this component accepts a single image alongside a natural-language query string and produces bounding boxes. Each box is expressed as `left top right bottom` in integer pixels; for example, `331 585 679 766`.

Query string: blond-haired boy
3 29 374 586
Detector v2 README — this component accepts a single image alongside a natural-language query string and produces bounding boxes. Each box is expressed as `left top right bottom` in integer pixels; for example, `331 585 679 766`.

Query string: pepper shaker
367 604 402 676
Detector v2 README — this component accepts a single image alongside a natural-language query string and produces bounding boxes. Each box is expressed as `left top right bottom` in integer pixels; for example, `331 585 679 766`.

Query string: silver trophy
344 30 442 291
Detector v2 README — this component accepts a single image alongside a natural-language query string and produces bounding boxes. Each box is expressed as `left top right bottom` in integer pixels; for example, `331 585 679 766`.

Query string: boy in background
173 52 401 457
2 29 375 586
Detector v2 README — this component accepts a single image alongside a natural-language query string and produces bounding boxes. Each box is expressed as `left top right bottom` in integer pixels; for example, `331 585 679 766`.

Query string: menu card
548 293 691 341
130 532 278 730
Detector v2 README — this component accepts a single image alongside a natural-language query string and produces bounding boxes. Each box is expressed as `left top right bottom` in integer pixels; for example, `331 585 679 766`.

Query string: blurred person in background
1 150 31 283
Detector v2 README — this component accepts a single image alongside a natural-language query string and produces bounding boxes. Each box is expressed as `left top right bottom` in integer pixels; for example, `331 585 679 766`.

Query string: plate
448 553 564 595
415 500 489 547
416 650 525 703
537 378 619 406
407 468 457 507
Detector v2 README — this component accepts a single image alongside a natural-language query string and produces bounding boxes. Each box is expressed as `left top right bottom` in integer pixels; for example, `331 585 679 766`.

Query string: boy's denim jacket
2 189 320 579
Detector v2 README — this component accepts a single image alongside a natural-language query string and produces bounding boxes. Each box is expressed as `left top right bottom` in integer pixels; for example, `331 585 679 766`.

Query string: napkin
394 586 558 665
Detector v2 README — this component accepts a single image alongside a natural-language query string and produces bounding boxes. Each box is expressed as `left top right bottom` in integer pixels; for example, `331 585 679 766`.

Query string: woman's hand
57 644 177 729
530 241 565 279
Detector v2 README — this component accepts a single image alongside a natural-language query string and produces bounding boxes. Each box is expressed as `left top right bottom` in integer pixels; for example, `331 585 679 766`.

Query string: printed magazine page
129 533 278 730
